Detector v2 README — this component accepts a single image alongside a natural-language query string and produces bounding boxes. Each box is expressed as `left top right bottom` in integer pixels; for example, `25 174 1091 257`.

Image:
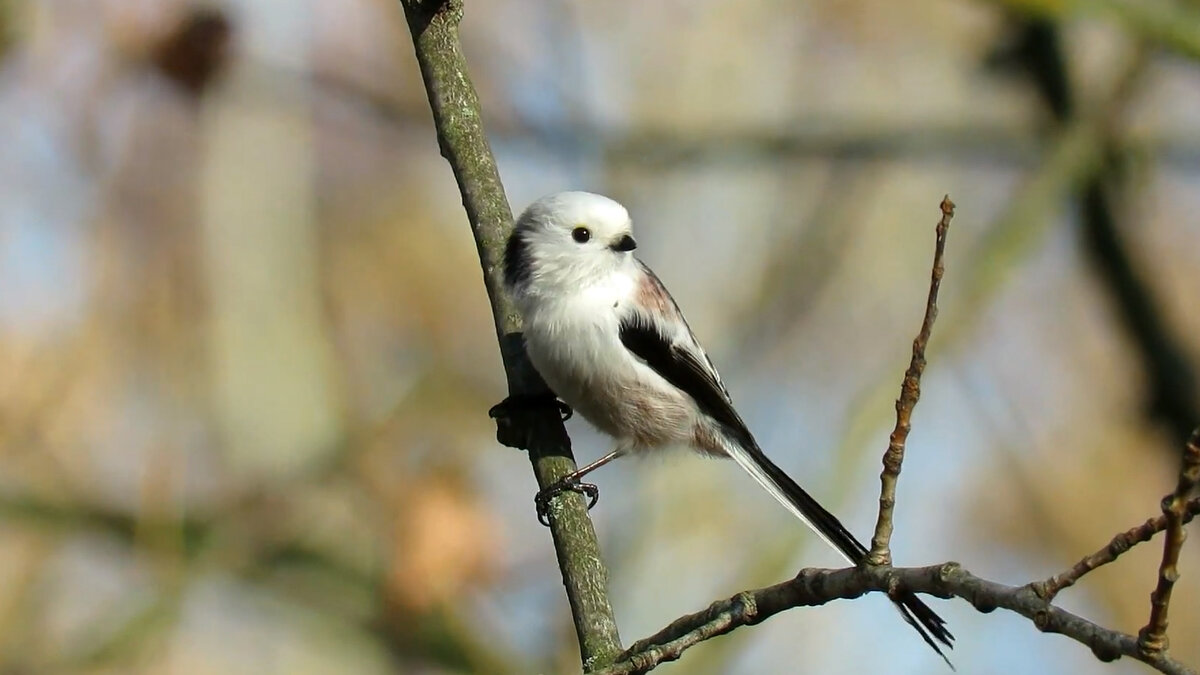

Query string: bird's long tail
722 439 954 665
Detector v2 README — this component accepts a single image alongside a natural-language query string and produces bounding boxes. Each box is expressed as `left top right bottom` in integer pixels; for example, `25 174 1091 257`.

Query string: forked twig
1035 496 1200 601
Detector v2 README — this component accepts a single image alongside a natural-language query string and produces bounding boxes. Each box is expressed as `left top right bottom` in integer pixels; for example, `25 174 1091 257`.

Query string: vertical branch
998 17 1199 448
867 196 954 565
398 1 622 668
1138 429 1200 655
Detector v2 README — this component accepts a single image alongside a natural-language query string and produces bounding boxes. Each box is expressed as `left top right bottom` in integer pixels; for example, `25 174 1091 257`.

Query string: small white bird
503 191 953 660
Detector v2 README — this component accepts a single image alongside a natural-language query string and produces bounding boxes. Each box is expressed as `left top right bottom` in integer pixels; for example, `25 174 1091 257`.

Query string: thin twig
867 196 955 564
596 563 1197 675
398 0 621 667
1138 429 1200 655
1034 496 1200 601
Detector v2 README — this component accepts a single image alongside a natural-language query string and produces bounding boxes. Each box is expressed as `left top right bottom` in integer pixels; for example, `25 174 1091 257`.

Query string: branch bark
1138 429 1200 654
867 196 954 564
597 563 1197 675
399 1 621 667
1035 496 1200 601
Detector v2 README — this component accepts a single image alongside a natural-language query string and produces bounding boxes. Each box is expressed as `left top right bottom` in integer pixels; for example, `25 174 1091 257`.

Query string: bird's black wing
617 310 755 452
617 263 955 662
619 262 757 445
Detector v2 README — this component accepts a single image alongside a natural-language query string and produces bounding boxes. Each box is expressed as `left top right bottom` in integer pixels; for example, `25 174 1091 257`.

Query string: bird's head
505 191 638 294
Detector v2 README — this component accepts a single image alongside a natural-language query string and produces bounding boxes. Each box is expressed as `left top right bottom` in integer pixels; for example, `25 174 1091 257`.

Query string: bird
501 190 953 662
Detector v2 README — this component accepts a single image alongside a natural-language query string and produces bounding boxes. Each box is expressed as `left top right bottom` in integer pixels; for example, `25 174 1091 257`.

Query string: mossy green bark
400 1 622 668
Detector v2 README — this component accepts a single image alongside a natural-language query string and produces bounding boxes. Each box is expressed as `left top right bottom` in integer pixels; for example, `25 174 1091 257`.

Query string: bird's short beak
611 234 637 252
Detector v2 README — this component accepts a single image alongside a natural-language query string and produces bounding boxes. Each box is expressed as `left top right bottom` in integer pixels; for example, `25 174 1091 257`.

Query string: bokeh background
2 0 1199 673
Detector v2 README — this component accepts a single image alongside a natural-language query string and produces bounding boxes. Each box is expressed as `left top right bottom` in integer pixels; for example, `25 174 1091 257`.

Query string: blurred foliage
0 1 1198 674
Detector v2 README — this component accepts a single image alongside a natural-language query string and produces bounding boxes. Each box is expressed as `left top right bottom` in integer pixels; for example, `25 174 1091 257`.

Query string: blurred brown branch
991 0 1200 62
868 196 954 565
220 53 1200 173
148 6 232 96
215 60 1200 171
996 16 1200 448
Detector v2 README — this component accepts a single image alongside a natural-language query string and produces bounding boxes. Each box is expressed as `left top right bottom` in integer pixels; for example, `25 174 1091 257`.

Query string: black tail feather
741 443 955 663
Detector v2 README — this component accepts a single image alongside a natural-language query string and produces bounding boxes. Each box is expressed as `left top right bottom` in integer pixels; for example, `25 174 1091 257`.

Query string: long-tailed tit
502 191 953 660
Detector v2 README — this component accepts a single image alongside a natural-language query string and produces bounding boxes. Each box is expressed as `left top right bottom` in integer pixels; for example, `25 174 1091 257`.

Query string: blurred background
1 0 1198 673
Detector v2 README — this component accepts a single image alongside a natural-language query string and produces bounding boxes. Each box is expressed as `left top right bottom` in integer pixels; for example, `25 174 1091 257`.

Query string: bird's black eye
571 226 591 243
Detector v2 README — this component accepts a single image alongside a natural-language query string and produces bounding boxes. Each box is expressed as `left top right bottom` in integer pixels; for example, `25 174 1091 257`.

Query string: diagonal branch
867 196 954 564
1138 428 1200 654
398 0 621 667
1000 16 1198 449
1035 496 1200 602
597 563 1198 675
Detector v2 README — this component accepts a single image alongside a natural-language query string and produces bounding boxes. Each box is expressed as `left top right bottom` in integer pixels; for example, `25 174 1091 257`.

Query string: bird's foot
488 393 572 422
534 476 599 526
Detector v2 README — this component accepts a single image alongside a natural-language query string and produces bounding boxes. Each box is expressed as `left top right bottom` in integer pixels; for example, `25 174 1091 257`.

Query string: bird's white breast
519 270 697 449
521 270 634 400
